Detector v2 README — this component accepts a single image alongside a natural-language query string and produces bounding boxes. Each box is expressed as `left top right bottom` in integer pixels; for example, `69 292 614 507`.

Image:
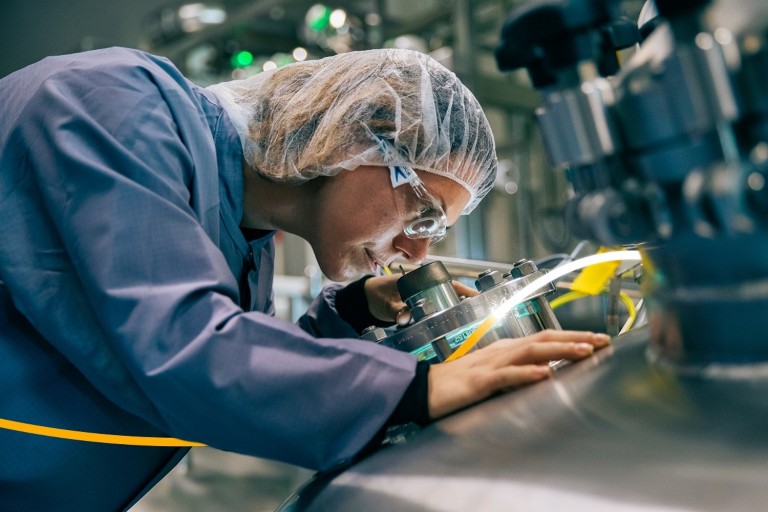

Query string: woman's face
307 166 471 281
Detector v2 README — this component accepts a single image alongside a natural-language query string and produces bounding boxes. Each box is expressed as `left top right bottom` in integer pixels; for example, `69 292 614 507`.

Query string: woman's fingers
500 340 597 365
427 330 611 420
493 364 552 391
490 330 610 354
428 361 552 419
451 280 479 298
363 274 407 322
494 337 608 366
394 306 412 326
524 329 611 347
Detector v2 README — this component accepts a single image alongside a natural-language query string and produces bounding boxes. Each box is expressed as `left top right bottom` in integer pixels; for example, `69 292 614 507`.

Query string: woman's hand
364 274 478 326
427 330 611 420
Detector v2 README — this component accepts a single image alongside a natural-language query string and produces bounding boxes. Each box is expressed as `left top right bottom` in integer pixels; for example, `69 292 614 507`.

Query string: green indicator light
306 4 331 31
232 50 254 68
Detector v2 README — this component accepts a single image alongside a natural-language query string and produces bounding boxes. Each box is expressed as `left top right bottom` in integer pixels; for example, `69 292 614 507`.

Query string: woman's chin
315 252 369 282
315 260 351 282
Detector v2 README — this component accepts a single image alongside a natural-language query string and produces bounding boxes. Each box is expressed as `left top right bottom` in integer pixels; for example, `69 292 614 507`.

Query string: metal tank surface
279 327 768 511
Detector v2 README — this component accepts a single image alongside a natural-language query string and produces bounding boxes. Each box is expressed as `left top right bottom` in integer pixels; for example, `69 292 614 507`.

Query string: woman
0 47 607 510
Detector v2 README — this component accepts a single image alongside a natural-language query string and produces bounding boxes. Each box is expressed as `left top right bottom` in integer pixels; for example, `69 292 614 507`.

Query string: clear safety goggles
388 165 449 246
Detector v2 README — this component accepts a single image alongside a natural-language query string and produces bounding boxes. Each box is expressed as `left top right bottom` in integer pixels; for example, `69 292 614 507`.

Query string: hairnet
207 48 497 214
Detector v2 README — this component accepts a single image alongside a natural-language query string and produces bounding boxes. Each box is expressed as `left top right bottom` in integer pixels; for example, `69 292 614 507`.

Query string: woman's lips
365 249 379 273
366 249 393 272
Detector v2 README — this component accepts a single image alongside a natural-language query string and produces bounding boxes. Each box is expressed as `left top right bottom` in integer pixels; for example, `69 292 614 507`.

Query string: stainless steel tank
279 326 768 511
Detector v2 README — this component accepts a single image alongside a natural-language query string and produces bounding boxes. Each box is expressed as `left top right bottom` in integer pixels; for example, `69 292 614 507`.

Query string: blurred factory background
0 0 642 308
0 1 644 510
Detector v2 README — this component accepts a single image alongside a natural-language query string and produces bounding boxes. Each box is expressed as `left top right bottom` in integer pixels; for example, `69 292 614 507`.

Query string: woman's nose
394 234 430 263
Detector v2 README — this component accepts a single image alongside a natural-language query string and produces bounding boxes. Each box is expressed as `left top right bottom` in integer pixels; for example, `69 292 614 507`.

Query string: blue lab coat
0 48 416 511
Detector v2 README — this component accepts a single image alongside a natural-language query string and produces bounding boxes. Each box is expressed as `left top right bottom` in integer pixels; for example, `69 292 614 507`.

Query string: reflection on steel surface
280 328 768 511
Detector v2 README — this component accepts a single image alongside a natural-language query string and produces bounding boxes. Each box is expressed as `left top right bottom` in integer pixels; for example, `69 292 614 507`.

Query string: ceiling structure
138 0 545 112
1 0 644 120
1 1 550 104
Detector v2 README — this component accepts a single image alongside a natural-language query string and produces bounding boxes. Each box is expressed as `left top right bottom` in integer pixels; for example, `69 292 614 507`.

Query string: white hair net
207 48 497 214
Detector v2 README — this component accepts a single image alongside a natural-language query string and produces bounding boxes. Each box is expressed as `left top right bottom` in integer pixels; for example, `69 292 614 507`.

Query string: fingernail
395 308 412 326
576 343 594 355
534 366 551 377
594 333 611 343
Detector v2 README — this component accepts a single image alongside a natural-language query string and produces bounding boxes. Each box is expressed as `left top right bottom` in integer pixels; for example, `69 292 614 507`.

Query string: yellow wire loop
549 290 588 310
618 291 637 333
549 289 638 333
442 250 642 363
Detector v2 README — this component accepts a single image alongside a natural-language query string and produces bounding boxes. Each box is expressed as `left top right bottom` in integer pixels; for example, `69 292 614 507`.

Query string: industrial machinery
279 1 768 509
361 259 562 363
494 0 768 369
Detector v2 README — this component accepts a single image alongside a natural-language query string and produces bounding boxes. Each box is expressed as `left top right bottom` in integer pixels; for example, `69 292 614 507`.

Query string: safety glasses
388 165 448 246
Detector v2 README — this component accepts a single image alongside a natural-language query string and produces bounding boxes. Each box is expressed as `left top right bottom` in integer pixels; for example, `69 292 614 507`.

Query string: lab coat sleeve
4 55 417 470
298 283 361 340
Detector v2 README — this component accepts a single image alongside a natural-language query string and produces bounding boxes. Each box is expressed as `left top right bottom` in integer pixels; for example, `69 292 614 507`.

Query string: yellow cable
0 417 205 447
618 291 637 333
549 290 588 310
550 289 638 333
443 251 643 362
444 315 498 362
